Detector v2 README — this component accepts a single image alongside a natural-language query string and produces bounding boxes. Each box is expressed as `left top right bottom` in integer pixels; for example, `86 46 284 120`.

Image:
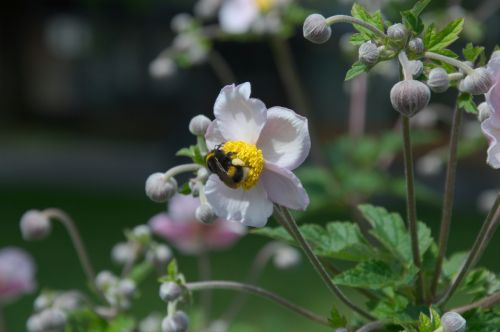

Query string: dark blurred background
1 0 499 331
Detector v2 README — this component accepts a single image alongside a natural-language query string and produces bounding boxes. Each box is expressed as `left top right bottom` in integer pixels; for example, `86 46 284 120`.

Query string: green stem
207 50 236 85
401 116 424 303
325 15 387 39
0 305 4 332
273 205 375 320
198 251 212 325
163 163 202 180
430 105 463 300
356 321 385 332
450 291 500 314
424 52 474 75
186 280 330 327
435 195 500 305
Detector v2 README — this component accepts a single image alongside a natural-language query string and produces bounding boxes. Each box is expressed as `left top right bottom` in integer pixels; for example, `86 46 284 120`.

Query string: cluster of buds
27 291 84 332
95 271 137 310
158 281 189 332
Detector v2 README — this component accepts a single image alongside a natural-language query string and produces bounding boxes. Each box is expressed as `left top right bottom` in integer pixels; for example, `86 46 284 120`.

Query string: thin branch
198 251 212 325
325 15 387 39
348 74 368 137
431 105 463 299
356 320 385 332
185 280 330 327
450 291 500 314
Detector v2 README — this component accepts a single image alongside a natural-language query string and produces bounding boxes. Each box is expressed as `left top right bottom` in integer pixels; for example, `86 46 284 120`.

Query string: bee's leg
231 158 246 167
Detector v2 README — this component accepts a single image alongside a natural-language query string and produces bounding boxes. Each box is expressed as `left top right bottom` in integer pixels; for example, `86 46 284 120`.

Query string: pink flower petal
204 174 273 227
257 106 310 170
205 120 226 150
261 162 309 210
0 247 36 303
213 83 267 144
204 220 246 250
481 119 500 169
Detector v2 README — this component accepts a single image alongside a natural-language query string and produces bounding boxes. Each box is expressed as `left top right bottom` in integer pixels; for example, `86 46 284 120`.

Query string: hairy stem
42 208 99 296
401 116 424 303
185 281 330 326
431 105 463 299
425 52 474 75
273 205 375 320
349 74 368 137
435 195 500 305
356 321 385 332
398 51 414 81
163 163 202 180
208 50 236 85
325 15 387 39
198 251 212 325
451 291 500 314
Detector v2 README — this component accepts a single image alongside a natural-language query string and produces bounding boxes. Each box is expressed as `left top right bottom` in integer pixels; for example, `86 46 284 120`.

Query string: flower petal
485 73 500 123
167 194 200 221
204 174 273 227
149 213 202 254
261 162 309 210
213 83 267 144
257 106 310 170
205 120 226 150
481 118 500 169
204 220 246 250
219 0 258 34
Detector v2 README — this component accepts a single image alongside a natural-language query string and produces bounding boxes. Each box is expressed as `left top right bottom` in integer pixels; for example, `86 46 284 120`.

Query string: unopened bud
170 13 193 33
358 41 379 66
303 14 331 44
96 271 118 291
139 313 162 332
195 203 216 224
112 242 135 265
118 279 136 297
53 291 84 311
132 224 151 243
478 102 492 122
387 23 407 42
189 114 211 136
20 210 52 241
149 57 176 79
162 311 189 332
27 315 44 332
390 80 431 117
409 60 423 77
273 246 301 269
459 67 494 95
159 282 182 302
147 244 173 266
408 38 424 54
146 173 178 203
441 312 466 332
34 293 53 311
39 308 67 330
428 68 450 93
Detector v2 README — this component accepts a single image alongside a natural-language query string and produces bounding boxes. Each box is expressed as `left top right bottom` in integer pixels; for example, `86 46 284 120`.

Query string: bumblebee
205 146 248 189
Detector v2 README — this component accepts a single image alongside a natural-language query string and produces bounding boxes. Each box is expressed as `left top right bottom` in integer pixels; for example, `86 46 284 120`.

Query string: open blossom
149 194 246 255
0 247 36 303
481 53 500 168
204 82 310 227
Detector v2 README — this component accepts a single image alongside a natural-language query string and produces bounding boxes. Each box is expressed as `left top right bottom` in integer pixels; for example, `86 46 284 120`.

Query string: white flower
204 82 310 227
481 54 500 168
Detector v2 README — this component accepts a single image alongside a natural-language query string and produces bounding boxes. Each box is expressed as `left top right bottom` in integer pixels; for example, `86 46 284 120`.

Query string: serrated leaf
106 316 135 332
408 0 432 16
442 251 468 279
400 0 430 34
463 43 485 62
351 3 384 39
463 308 500 332
350 32 370 45
425 18 464 52
418 312 433 332
176 145 205 164
359 205 433 263
345 62 368 81
457 93 478 114
329 307 347 328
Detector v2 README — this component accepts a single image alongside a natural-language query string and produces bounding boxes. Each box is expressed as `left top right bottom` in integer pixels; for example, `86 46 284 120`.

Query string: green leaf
459 268 500 298
400 0 431 34
65 309 107 332
424 18 464 52
345 61 368 81
442 251 468 280
328 307 347 328
106 316 135 332
129 261 154 284
463 43 485 63
418 312 433 332
176 145 205 164
457 93 478 114
359 205 433 263
351 3 384 39
408 0 432 16
332 260 419 289
350 32 370 45
253 222 373 261
463 308 500 332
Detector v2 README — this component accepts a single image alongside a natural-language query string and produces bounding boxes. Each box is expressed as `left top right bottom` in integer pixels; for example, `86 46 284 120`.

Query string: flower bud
147 244 173 266
387 23 407 42
162 311 189 332
20 210 52 241
96 271 118 291
132 224 152 243
358 41 379 66
196 167 209 182
416 154 442 176
427 67 450 93
273 245 301 269
409 60 423 77
189 114 211 136
118 279 136 297
441 312 466 332
146 173 178 203
39 308 67 330
170 13 193 33
27 315 44 332
408 38 424 54
53 291 84 311
303 14 331 44
390 80 431 117
195 203 216 224
139 313 162 332
111 242 135 265
478 102 492 122
149 57 176 79
159 282 182 302
459 67 494 95
34 293 53 311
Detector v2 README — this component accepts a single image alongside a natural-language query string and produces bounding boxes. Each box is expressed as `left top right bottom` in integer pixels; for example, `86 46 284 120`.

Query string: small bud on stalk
149 57 176 79
189 114 211 136
20 210 52 241
162 311 189 332
147 244 173 266
146 173 178 203
170 13 193 33
387 23 407 42
408 38 424 54
358 41 379 66
303 14 331 44
459 68 494 95
427 68 450 93
441 312 466 332
390 80 431 117
159 282 182 302
478 102 492 122
132 224 152 243
96 271 118 291
195 203 217 224
409 60 423 77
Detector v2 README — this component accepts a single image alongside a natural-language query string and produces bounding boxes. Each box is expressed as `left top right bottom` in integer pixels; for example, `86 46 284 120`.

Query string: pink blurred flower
149 194 246 255
482 53 500 169
0 247 36 303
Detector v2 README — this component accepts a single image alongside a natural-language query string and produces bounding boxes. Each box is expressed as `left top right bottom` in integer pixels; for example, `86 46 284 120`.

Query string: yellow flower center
255 0 272 12
222 140 264 190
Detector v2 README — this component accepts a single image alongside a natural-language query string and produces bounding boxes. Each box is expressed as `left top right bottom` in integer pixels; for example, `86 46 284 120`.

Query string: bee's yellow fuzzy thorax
256 0 272 12
223 140 264 190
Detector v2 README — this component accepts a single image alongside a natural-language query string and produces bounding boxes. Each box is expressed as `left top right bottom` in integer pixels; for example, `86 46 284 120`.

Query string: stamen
256 0 272 12
222 140 264 190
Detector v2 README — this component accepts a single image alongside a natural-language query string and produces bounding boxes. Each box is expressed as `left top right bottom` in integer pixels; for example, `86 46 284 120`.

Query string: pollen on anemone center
255 0 272 12
222 140 264 190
